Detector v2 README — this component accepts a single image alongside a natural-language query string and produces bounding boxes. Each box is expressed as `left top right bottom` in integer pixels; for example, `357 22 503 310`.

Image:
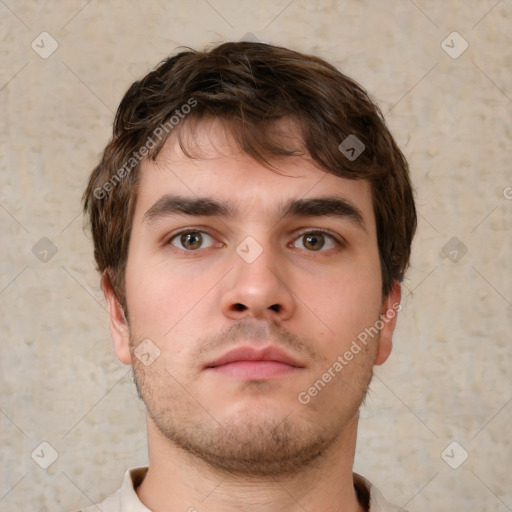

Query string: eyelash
166 228 345 252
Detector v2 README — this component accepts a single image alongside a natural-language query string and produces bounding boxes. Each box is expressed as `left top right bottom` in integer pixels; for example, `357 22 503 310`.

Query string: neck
136 414 365 512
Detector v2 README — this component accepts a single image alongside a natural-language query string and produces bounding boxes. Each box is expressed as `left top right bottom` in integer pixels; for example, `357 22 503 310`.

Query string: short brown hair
83 41 417 310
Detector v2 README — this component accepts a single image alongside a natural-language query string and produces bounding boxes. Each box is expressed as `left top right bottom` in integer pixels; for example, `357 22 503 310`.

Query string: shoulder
353 472 410 512
69 466 149 512
69 487 122 512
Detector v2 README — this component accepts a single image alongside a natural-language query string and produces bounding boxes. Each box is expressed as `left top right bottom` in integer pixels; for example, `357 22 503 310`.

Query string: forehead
134 118 375 227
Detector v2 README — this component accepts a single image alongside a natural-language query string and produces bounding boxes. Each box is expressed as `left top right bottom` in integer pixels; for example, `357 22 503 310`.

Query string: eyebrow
142 194 366 231
280 197 366 231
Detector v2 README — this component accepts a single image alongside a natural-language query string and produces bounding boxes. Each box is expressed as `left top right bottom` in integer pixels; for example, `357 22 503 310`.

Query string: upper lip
204 345 304 369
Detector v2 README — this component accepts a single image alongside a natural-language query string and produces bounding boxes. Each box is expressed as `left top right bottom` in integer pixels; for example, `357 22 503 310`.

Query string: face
104 119 400 476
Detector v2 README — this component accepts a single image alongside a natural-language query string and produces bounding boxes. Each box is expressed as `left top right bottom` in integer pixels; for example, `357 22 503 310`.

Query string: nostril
230 303 281 313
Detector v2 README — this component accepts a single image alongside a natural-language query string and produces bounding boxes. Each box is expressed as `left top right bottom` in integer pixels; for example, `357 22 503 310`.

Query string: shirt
74 466 407 512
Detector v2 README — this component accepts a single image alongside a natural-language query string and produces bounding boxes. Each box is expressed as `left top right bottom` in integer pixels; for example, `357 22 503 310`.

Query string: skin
102 118 401 512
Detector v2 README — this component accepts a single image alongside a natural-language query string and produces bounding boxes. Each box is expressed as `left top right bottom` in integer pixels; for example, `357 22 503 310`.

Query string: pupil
306 234 323 250
183 232 201 249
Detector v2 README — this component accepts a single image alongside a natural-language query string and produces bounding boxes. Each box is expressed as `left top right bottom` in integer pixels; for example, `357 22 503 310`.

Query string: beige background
1 1 511 510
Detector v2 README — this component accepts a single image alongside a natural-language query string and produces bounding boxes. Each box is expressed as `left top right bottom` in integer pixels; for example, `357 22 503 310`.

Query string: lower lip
207 361 300 378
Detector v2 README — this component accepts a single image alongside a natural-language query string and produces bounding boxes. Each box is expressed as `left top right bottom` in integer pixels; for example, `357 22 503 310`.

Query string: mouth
204 345 305 379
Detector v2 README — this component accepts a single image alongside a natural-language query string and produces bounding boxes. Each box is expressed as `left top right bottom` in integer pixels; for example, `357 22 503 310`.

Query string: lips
203 345 304 379
204 345 304 369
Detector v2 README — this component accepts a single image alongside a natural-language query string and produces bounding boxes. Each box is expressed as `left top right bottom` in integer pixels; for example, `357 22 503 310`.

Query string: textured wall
1 1 511 510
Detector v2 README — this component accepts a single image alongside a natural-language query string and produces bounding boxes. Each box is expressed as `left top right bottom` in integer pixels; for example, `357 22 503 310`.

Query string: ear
374 281 401 366
101 270 132 365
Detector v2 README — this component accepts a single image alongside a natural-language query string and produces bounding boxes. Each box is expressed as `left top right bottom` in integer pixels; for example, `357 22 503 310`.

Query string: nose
220 238 296 322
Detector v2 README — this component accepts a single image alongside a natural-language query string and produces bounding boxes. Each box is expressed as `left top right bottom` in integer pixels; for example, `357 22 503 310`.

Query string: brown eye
170 231 215 251
291 231 339 251
303 233 325 251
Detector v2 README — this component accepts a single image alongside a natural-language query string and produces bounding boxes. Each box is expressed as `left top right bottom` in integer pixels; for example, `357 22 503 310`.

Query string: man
78 41 416 512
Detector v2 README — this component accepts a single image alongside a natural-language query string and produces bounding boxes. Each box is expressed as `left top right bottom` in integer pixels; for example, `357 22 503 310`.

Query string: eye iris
304 233 324 250
181 232 202 250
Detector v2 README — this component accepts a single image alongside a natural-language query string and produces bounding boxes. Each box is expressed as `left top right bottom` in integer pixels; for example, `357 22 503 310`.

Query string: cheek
124 255 175 335
292 255 382 343
124 253 219 342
